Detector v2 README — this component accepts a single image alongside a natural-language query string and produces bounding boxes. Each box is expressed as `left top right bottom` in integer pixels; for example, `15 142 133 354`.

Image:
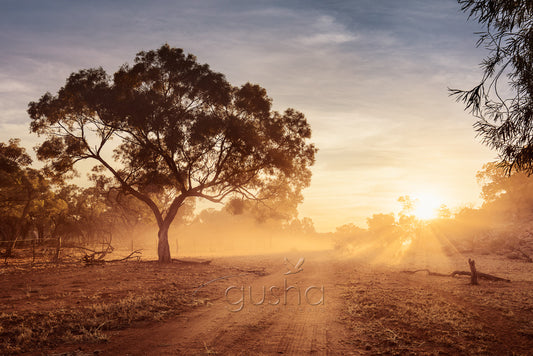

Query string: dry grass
0 286 200 354
341 282 492 354
0 254 250 355
340 261 533 355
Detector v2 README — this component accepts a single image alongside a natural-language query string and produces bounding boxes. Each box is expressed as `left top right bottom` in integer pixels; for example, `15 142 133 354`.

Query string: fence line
0 237 59 243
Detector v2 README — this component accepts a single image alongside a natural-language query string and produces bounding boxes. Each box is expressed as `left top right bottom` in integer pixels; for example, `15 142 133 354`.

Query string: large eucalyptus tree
29 45 316 262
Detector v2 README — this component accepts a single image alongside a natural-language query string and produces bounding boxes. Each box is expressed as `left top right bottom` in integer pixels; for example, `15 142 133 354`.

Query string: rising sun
412 192 443 220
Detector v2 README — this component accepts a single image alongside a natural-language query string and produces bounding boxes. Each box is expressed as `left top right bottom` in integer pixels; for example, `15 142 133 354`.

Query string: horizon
0 0 497 232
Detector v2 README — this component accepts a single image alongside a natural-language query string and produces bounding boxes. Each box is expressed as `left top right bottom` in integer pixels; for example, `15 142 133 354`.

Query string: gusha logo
284 257 304 275
225 257 324 312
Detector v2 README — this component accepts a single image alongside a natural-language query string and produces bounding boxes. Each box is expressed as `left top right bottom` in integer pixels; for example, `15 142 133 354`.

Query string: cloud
0 79 33 93
0 0 497 231
298 15 359 45
300 32 357 46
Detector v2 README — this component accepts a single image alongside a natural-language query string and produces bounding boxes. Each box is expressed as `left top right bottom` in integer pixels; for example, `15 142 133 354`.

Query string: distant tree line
0 138 175 260
0 136 317 262
332 163 533 261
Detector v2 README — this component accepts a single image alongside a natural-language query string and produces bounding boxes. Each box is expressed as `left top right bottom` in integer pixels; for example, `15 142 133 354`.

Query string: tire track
80 254 359 355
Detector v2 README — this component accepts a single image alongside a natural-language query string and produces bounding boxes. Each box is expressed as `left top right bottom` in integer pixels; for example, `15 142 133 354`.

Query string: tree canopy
451 1 533 173
28 44 317 262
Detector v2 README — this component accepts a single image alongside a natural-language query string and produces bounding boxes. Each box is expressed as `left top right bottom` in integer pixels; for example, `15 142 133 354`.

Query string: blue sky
0 0 496 231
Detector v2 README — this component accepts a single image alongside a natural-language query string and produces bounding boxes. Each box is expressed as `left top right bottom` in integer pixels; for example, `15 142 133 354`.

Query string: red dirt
3 252 533 355
48 253 356 355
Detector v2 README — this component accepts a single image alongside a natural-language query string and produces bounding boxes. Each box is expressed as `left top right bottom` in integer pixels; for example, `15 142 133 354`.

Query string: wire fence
0 237 57 243
0 235 143 269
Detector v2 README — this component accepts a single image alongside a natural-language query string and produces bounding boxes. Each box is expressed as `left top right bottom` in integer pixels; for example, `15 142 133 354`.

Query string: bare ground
2 252 533 355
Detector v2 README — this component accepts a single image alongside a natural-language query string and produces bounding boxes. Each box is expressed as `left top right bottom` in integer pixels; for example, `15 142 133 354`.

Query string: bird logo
284 257 305 275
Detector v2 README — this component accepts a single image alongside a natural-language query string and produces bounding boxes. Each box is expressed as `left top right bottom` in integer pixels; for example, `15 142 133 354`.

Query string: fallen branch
172 258 211 265
82 250 142 265
401 269 510 282
400 269 450 277
509 247 533 263
82 252 107 265
106 250 142 263
74 243 115 265
450 270 510 282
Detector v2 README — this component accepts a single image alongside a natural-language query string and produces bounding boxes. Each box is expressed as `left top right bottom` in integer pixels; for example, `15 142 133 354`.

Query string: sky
0 0 497 232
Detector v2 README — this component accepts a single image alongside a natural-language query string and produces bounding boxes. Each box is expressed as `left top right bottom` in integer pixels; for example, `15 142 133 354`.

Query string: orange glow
412 192 443 220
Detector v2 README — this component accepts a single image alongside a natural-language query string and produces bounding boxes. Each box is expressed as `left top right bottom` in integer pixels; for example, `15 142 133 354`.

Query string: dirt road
98 254 357 355
24 252 533 355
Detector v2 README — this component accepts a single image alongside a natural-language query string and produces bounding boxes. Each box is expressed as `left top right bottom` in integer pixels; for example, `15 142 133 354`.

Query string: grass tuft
0 287 197 354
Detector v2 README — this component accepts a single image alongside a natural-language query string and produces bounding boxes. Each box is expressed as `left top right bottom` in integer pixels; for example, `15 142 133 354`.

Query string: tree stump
468 258 478 285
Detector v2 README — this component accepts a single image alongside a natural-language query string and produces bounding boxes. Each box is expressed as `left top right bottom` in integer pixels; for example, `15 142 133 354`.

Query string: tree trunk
5 235 17 259
31 234 36 265
468 258 478 285
54 235 62 263
158 224 172 263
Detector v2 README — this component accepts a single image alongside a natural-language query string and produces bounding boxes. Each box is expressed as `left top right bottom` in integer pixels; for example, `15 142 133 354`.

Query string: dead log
74 243 114 265
401 268 510 282
450 270 510 282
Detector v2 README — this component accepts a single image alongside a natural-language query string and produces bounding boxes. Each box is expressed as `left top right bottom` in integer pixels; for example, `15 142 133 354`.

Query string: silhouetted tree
476 162 533 220
90 173 195 240
332 223 367 252
287 217 315 234
367 213 396 236
0 139 51 256
437 204 452 219
28 44 316 262
398 195 417 216
451 1 533 173
223 185 301 223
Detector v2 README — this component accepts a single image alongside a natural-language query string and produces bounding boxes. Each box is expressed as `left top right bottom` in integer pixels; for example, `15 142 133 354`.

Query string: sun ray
411 191 444 220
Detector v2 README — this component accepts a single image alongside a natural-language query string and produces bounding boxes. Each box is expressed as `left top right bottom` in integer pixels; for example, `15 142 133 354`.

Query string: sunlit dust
412 192 443 220
401 238 412 249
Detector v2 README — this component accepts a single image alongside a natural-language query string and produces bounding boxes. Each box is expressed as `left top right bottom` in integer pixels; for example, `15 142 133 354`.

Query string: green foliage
451 1 533 173
0 138 169 258
0 139 32 174
0 140 53 254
